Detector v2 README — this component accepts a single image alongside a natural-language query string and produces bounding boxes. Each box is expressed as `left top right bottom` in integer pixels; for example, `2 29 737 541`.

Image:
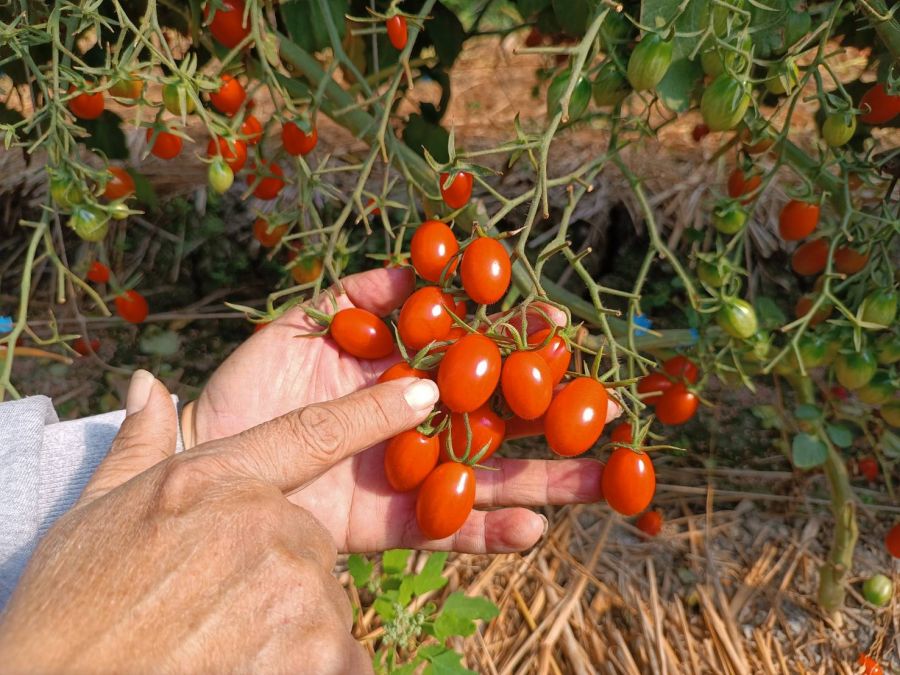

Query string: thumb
78 370 177 505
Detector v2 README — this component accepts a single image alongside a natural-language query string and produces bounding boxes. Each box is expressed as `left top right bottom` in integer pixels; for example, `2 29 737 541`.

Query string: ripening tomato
410 220 459 282
384 430 439 492
663 355 698 384
416 462 476 540
602 448 655 516
637 371 672 403
727 167 761 202
712 200 747 235
241 114 263 144
282 121 318 156
67 85 104 120
378 362 430 383
162 83 195 116
102 167 135 201
386 15 408 50
609 422 634 449
460 237 511 305
207 136 247 173
859 82 900 125
249 160 285 200
791 238 829 276
436 333 502 413
146 127 183 160
655 383 699 425
109 75 143 104
858 457 879 482
886 522 900 558
208 157 234 194
861 289 897 328
778 200 820 241
592 60 630 108
794 295 833 327
290 256 323 284
545 377 609 457
857 654 884 675
834 350 877 390
252 218 287 247
204 0 250 49
717 298 758 339
501 351 553 420
86 261 110 284
876 333 900 365
329 307 394 359
398 286 453 350
72 337 100 357
439 171 473 210
821 111 857 147
115 290 149 324
528 328 570 384
439 405 506 463
834 246 869 275
636 510 662 536
209 74 246 116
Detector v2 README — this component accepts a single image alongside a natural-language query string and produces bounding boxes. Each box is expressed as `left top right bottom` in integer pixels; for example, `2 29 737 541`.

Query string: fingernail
539 514 549 539
403 379 439 412
126 369 155 416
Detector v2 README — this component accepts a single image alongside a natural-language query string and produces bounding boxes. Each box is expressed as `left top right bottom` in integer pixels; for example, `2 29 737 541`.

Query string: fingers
339 267 415 317
402 508 547 554
78 370 177 505
474 458 604 507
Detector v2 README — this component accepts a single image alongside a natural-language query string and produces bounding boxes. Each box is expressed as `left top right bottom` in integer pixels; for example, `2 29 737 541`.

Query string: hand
189 268 620 553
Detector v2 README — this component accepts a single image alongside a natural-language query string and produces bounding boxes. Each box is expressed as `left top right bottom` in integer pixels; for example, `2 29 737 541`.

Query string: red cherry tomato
727 167 761 203
545 377 609 457
794 295 832 326
115 290 149 324
386 15 408 50
415 462 476 540
609 422 634 449
250 160 285 200
410 220 459 282
791 238 829 276
886 522 900 558
209 74 246 116
691 124 710 142
857 655 884 675
72 337 100 356
662 355 698 384
602 448 655 516
86 261 110 284
778 200 820 241
460 237 511 305
378 362 430 383
282 121 318 156
655 383 699 425
505 415 545 439
329 307 394 359
204 0 250 49
501 351 552 420
252 218 287 247
439 405 506 463
436 333 501 413
527 329 570 384
207 136 247 173
439 171 473 210
67 85 104 120
241 113 263 144
834 246 868 275
858 457 879 482
636 510 662 536
103 167 135 200
859 82 900 125
398 286 453 350
637 371 672 403
384 430 439 492
146 127 182 160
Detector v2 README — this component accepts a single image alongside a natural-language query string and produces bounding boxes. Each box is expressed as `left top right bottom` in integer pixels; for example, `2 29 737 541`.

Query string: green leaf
280 0 346 53
139 328 180 357
80 111 128 160
413 552 449 595
427 3 466 67
794 404 821 421
640 0 710 60
398 575 415 607
421 646 478 675
432 592 500 640
372 589 399 621
755 296 787 330
748 0 790 58
347 554 373 588
402 113 450 162
130 170 160 212
655 58 703 112
382 549 411 576
517 0 551 20
825 423 854 448
791 433 827 469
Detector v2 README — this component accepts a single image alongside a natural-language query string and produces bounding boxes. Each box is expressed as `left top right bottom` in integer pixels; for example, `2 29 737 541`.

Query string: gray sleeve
0 395 183 610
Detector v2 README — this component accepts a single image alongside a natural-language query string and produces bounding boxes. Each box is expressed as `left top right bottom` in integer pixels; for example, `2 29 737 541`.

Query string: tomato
778 200 819 241
501 351 552 420
398 286 453 350
249 160 285 200
109 202 130 221
637 372 672 403
636 510 662 537
103 167 135 201
834 350 876 390
108 75 143 104
712 200 747 235
592 61 630 108
727 168 761 202
241 113 263 144
115 290 149 324
861 289 897 328
697 260 726 288
439 406 506 462
207 136 247 173
290 256 323 284
410 220 459 282
857 456 879 482
609 421 634 449
460 237 511 305
691 123 710 142
329 307 394 359
626 34 673 92
739 125 776 155
717 298 758 339
859 82 900 125
282 121 318 156
764 61 799 95
700 34 749 77
86 261 110 284
545 377 609 457
821 111 857 147
601 448 655 516
547 70 592 120
69 206 109 242
67 85 104 120
655 383 699 425
447 295 467 319
207 157 234 194
528 328 570 384
162 82 195 116
439 171 473 210
857 372 893 405
204 0 250 49
857 655 883 675
701 75 750 132
253 218 287 247
794 295 832 327
436 333 501 413
146 127 183 160
72 337 100 357
386 15 408 50
384 430 439 492
834 246 869 275
887 522 900 557
415 462 476 540
209 74 245 116
50 176 83 209
791 238 829 276
378 362 430 383
663 355 698 384
864 574 894 607
875 333 900 365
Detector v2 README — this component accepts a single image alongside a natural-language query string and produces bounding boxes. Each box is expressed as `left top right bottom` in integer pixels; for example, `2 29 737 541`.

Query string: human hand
188 268 620 554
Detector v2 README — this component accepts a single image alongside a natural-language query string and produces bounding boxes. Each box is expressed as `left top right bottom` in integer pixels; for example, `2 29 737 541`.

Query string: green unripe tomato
717 298 758 339
883 400 900 428
162 82 195 116
834 350 877 390
857 371 895 405
698 260 727 288
109 202 130 221
862 574 893 607
875 332 900 364
705 0 745 36
700 34 751 78
797 334 829 369
861 289 897 329
208 157 235 194
765 61 800 95
547 70 592 121
701 75 750 131
592 61 630 108
69 206 110 242
822 111 857 147
713 200 747 234
50 177 84 210
626 34 673 92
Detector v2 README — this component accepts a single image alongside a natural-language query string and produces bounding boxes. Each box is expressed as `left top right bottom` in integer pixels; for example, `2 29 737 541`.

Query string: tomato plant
109 75 143 103
69 206 109 242
655 384 699 425
701 74 750 132
207 158 234 194
886 523 900 558
207 136 247 173
859 82 900 125
146 127 183 160
527 329 570 384
329 307 394 359
162 82 195 116
626 34 672 92
791 238 829 276
726 167 761 202
713 200 747 235
252 218 287 247
378 362 430 383
384 430 439 492
415 462 476 540
717 298 758 339
67 85 104 120
240 114 263 144
249 160 285 200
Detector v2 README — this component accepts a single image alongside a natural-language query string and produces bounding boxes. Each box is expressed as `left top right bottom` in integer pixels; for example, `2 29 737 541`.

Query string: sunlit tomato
637 372 672 403
102 167 135 201
162 83 195 116
252 218 287 247
69 206 109 242
436 333 501 413
886 522 900 558
545 377 609 457
602 448 655 516
208 157 234 194
834 350 877 390
858 457 879 482
329 307 394 359
410 220 459 282
67 85 104 120
204 0 250 49
398 286 453 350
86 261 110 284
72 337 100 357
663 355 698 384
282 121 318 156
146 127 182 160
636 510 662 536
207 136 247 173
501 351 552 420
528 328 570 385
439 171 473 210
460 237 511 305
249 160 285 200
415 462 476 540
108 75 143 104
115 290 149 324
859 82 900 125
655 383 699 425
857 654 884 675
209 74 246 116
290 256 323 284
727 167 761 203
378 362 430 383
386 15 408 50
439 406 506 463
834 246 869 275
241 113 263 144
778 200 819 241
609 421 634 449
791 238 829 276
384 430 439 492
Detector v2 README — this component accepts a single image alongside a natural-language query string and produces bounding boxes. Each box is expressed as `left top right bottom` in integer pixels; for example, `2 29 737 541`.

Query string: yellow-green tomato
765 61 800 95
822 111 857 147
834 350 877 390
701 74 750 131
717 298 758 339
69 206 110 242
208 157 235 194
